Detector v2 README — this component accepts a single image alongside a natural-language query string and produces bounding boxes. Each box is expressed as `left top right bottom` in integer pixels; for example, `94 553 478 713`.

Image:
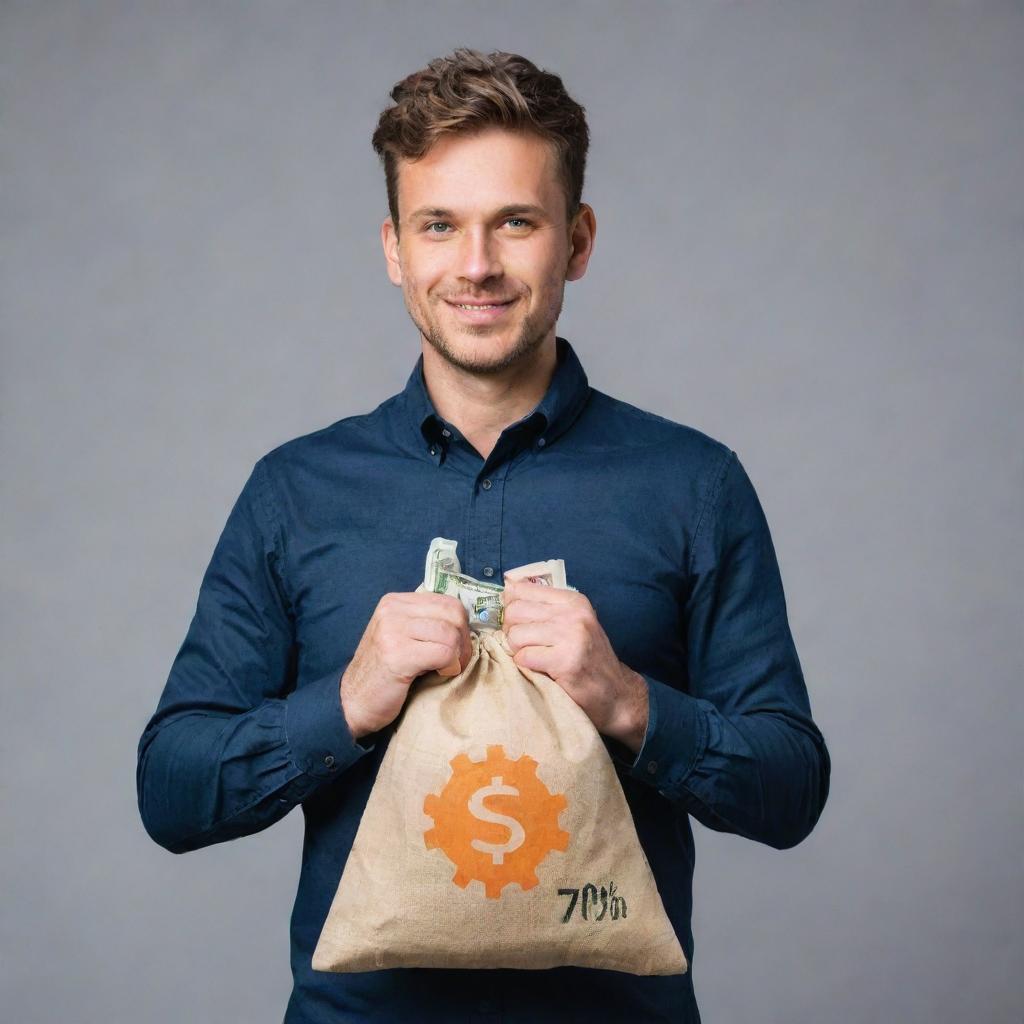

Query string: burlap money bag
312 627 687 975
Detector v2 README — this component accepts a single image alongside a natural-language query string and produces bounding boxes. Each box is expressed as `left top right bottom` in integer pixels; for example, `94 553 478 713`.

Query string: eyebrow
407 204 548 222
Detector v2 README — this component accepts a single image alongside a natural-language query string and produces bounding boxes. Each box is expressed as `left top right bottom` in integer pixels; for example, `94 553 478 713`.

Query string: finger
408 605 472 668
425 595 472 665
504 621 559 653
501 597 558 626
410 593 471 644
391 589 467 619
379 633 461 680
512 643 557 676
437 656 462 678
405 615 464 655
410 640 464 677
434 592 472 625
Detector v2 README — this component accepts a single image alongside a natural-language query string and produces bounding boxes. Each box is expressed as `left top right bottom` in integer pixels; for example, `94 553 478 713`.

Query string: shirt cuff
284 670 376 780
605 673 707 797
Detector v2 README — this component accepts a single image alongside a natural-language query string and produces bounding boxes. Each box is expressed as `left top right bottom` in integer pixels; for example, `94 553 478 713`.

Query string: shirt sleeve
609 449 831 851
136 458 376 855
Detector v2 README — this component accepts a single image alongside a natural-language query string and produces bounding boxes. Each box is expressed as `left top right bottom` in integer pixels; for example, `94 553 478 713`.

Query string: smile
444 298 517 322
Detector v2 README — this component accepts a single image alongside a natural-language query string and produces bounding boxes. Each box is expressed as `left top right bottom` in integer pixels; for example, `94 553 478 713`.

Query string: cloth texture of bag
312 624 687 975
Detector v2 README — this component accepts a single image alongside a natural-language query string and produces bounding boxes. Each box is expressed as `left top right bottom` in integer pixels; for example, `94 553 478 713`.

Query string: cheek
531 270 566 313
401 246 445 285
526 247 567 293
401 269 433 307
418 261 454 298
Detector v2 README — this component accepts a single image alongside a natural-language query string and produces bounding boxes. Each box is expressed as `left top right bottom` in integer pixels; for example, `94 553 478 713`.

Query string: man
137 47 830 1023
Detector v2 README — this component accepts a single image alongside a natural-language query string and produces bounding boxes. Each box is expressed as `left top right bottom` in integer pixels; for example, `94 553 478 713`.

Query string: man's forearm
137 672 374 854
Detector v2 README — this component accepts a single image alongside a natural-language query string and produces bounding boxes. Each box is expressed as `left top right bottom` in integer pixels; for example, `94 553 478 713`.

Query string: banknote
502 558 567 589
418 538 573 674
423 536 460 588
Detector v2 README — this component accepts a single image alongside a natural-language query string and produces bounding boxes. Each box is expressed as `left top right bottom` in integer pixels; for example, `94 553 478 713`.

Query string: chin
434 333 535 375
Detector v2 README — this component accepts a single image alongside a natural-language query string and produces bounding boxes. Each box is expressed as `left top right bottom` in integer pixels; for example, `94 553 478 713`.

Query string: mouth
444 297 517 323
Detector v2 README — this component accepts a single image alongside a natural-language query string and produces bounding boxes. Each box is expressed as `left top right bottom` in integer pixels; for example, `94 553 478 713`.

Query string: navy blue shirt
137 336 830 1023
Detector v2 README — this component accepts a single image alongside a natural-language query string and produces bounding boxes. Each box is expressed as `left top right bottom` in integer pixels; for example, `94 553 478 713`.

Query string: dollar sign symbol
468 776 526 865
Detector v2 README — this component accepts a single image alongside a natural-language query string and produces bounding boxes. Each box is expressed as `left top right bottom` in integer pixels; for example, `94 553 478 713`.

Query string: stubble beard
406 286 564 378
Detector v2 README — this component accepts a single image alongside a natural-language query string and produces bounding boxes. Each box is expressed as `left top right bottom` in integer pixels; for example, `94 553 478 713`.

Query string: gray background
2 2 1021 1021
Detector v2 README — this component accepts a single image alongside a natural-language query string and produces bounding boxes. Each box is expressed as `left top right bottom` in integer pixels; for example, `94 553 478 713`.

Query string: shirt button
441 428 451 438
481 478 492 490
324 754 336 769
482 566 495 577
428 446 437 456
537 437 546 448
646 759 658 775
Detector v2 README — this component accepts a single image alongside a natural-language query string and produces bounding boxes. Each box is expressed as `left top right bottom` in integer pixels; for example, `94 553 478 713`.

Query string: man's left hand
501 578 649 754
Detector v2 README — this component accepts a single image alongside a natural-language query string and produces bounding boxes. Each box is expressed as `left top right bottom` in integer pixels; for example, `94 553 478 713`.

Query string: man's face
381 128 590 376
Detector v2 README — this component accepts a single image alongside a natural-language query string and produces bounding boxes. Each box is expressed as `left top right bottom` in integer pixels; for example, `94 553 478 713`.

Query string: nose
457 226 503 285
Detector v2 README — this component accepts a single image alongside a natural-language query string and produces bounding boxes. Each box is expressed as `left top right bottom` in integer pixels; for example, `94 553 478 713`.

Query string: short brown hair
371 48 589 234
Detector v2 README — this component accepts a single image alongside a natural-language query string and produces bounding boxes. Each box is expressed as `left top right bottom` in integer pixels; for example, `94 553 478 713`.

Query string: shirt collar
402 335 591 454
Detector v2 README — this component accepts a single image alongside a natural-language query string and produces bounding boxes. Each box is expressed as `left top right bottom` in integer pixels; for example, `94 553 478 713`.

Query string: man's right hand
339 592 473 740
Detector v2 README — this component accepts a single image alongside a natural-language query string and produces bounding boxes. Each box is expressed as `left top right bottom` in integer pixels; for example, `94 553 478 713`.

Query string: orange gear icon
423 744 570 899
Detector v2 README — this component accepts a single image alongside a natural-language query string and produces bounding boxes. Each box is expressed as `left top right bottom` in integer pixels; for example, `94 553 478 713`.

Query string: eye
424 222 452 234
505 217 532 230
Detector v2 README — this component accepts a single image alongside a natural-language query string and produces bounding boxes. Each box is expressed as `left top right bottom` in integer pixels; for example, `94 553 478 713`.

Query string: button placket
472 461 507 592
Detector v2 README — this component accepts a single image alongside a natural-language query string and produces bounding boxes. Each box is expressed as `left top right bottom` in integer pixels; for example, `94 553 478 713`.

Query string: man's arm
135 458 374 855
608 450 831 851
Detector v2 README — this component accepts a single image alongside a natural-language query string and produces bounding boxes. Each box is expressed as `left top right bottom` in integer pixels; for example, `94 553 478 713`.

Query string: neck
421 334 558 460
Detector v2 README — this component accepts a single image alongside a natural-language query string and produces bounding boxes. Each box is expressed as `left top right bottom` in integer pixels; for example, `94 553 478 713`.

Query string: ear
565 203 597 282
381 216 402 286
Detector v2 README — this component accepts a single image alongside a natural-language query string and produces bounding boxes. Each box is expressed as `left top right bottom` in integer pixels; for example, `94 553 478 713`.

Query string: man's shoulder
255 393 404 471
581 387 734 467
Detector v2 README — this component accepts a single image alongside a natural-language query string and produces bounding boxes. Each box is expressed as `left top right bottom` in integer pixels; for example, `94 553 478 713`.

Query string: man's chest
279 449 696 682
